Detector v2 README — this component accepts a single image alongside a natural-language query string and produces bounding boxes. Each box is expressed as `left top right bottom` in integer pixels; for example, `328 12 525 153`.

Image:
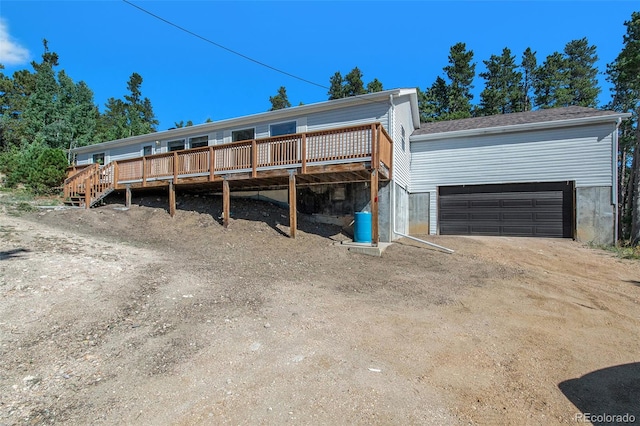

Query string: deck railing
95 123 393 186
64 163 99 200
64 162 116 207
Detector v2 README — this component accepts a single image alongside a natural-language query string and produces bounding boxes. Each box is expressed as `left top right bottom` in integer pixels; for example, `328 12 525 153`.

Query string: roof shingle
414 106 622 136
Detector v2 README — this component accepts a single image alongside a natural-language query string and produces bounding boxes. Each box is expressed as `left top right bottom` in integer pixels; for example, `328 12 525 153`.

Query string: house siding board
306 102 389 131
410 123 615 235
109 144 146 161
391 97 413 191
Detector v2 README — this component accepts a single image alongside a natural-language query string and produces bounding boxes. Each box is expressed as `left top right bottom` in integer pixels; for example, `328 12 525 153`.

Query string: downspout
389 94 395 242
388 94 454 254
613 117 622 245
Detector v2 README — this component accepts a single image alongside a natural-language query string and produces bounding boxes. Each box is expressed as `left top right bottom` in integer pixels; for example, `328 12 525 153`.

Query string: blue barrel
354 212 372 243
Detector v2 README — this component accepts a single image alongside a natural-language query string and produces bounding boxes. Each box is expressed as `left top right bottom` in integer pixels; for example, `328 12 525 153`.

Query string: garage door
439 182 574 238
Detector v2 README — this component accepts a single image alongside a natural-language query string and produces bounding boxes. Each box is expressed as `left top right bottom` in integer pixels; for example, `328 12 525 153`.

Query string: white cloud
0 19 30 66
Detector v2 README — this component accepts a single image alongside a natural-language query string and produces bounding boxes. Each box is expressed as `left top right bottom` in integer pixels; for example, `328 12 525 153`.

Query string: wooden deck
64 123 393 243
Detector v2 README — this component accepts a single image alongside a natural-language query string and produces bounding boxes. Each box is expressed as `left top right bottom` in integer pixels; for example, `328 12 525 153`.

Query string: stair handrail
64 163 99 200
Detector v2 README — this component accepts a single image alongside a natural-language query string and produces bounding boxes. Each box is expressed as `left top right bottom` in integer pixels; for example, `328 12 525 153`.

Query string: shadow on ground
558 362 639 424
0 248 30 261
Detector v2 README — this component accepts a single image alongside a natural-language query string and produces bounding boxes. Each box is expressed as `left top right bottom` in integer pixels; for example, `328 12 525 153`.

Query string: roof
412 106 630 141
73 88 420 154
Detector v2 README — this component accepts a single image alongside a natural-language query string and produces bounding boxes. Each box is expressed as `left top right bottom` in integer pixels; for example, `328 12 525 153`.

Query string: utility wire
121 0 329 90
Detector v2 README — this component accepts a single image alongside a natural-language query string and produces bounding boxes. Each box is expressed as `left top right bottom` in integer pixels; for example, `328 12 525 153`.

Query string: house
66 88 629 245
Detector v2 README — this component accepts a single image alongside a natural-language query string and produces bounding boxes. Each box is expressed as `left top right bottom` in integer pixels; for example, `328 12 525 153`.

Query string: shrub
0 143 68 194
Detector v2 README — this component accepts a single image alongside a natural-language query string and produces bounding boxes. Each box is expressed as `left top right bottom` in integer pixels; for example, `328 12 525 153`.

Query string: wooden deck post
168 181 176 217
301 134 307 174
113 161 119 190
209 146 215 182
142 157 147 187
370 169 379 246
173 151 178 183
222 178 230 229
251 140 257 178
125 185 131 208
288 170 297 239
84 176 91 209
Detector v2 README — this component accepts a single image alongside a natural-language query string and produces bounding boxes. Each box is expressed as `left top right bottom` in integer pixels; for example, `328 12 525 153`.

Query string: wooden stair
64 163 116 208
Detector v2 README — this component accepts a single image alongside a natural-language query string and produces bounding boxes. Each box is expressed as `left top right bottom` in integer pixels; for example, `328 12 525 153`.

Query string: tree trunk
631 110 640 245
619 150 626 240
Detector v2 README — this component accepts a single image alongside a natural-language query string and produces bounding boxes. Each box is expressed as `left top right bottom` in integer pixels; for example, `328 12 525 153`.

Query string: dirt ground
1 192 639 425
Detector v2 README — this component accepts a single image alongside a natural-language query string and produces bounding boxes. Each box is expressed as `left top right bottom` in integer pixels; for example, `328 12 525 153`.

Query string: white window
189 135 208 148
270 121 297 137
167 139 185 152
401 125 406 151
232 128 255 142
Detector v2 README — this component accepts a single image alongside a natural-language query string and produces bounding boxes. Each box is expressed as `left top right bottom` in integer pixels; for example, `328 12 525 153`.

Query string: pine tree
519 48 537 111
269 86 291 111
478 47 522 115
444 42 475 118
98 73 158 140
366 78 383 93
328 71 345 100
418 77 450 122
533 51 571 108
344 67 366 97
607 12 640 243
564 37 600 108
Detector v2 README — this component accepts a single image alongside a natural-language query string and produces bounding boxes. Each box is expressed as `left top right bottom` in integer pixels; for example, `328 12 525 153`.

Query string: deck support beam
288 170 297 238
223 178 230 229
125 185 131 208
370 169 379 246
168 181 176 217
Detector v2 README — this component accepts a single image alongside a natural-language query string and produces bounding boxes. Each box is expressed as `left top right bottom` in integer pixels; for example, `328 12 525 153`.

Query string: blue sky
1 1 637 130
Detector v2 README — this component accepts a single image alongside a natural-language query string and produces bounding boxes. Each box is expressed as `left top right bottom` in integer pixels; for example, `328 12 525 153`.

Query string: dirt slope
1 194 638 425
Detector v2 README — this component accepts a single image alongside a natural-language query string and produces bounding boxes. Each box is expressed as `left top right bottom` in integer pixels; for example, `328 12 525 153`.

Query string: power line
121 0 329 90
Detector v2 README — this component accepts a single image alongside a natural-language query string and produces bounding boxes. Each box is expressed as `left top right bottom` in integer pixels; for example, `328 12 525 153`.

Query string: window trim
142 145 153 156
92 152 105 165
269 120 297 137
231 127 256 142
189 135 209 149
167 139 186 152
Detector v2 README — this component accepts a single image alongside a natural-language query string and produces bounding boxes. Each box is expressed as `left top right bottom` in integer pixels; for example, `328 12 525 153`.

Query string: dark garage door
438 182 574 238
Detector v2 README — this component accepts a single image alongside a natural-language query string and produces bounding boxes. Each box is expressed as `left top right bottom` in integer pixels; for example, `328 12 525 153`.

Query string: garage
438 182 574 238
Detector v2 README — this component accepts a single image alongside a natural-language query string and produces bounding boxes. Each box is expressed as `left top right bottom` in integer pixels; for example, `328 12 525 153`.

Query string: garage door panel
438 182 573 238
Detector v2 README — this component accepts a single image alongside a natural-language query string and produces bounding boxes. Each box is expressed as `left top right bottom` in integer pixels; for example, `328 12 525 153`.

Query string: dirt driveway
1 194 639 425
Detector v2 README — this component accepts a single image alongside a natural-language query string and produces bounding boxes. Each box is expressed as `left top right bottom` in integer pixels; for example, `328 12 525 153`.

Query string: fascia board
72 89 405 154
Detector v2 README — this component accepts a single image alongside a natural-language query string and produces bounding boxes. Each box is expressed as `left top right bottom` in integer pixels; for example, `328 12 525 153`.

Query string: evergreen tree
0 67 34 149
607 12 640 243
533 39 600 109
173 120 194 128
97 73 158 140
328 71 345 100
418 77 450 122
366 78 383 93
478 47 522 115
519 48 537 111
344 67 366 97
533 51 571 108
444 42 475 118
98 97 128 140
269 86 291 110
564 37 600 108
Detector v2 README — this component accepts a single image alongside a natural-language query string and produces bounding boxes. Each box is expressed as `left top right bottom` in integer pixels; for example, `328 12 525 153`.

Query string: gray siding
307 101 389 131
391 96 413 191
410 123 616 235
